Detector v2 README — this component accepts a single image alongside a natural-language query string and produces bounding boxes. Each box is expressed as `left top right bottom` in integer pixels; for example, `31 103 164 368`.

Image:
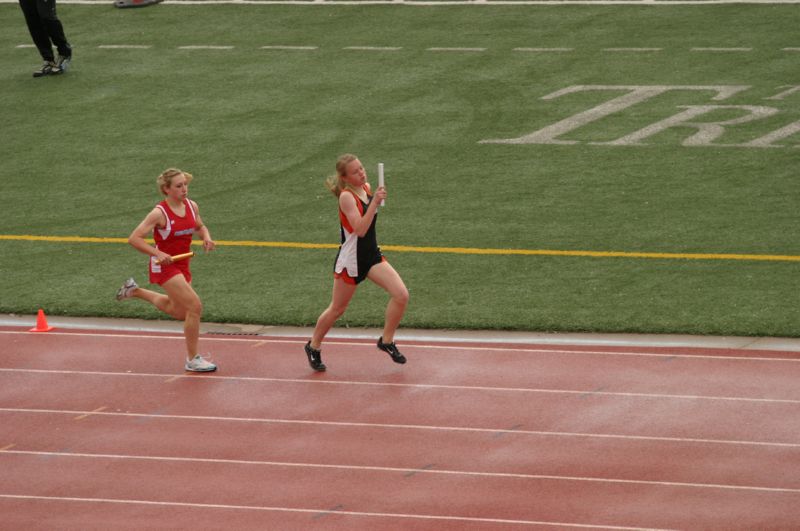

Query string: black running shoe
377 337 406 364
33 61 61 78
304 341 326 372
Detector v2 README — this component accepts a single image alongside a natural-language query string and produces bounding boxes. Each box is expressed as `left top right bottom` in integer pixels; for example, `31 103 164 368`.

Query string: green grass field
1 3 798 336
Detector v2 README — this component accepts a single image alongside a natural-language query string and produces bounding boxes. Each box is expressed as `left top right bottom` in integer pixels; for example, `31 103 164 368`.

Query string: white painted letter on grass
596 105 780 146
479 85 750 145
742 120 800 148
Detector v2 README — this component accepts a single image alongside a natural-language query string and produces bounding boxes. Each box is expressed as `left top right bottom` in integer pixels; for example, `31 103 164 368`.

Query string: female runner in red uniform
116 168 217 372
305 154 410 371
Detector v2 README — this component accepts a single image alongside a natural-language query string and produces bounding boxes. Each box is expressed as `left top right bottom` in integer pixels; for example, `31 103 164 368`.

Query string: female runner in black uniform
305 154 409 371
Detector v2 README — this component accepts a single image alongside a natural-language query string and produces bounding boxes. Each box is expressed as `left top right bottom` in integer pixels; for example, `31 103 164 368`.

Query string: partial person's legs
160 275 203 361
117 275 213 371
35 0 71 59
19 0 54 62
131 286 186 320
118 277 186 320
367 262 409 344
310 278 357 350
304 278 357 371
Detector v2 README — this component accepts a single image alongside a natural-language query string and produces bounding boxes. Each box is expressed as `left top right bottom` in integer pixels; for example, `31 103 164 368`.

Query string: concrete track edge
3 313 799 352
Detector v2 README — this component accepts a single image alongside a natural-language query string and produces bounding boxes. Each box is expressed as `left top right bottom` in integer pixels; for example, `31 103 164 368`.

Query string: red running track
1 326 799 529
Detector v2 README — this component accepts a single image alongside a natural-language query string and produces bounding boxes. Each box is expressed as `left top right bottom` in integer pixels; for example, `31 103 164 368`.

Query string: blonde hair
324 153 358 197
157 168 193 196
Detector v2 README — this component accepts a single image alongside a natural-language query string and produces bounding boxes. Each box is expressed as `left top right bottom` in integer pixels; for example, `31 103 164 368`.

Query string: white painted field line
0 494 666 531
15 44 36 48
691 47 753 52
514 47 574 52
3 367 800 405
18 0 800 5
2 330 799 363
783 47 800 51
344 46 403 51
427 47 487 52
3 407 799 448
603 47 663 52
98 45 152 49
5 449 799 494
260 45 318 50
177 45 235 50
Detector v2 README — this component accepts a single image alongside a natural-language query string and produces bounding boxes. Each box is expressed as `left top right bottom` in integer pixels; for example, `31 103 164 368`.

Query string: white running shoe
185 354 217 372
56 53 71 73
115 277 138 300
32 61 61 77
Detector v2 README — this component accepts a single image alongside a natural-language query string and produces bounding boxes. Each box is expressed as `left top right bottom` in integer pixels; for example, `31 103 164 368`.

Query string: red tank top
153 199 197 256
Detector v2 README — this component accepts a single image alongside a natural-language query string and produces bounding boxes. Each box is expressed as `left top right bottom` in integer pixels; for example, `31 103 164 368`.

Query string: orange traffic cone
29 309 55 332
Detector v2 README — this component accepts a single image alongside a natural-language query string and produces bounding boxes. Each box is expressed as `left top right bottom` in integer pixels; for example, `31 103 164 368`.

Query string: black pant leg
36 0 71 57
18 0 54 61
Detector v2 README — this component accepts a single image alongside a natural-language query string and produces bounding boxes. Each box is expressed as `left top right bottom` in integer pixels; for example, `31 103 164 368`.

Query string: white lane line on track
2 368 799 404
2 330 798 363
2 408 798 448
0 494 670 530
3 449 798 494
73 406 108 421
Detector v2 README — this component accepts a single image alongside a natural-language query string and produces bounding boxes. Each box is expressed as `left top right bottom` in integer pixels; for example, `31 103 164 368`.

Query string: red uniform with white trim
149 199 197 285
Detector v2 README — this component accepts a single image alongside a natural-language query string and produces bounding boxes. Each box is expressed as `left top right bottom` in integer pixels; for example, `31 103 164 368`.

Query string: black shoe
56 54 71 73
304 341 326 372
33 61 62 78
377 337 406 364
